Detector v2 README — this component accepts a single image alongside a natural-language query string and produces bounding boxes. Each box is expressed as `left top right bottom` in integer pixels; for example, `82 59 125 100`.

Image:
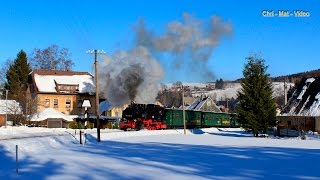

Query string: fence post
16 145 18 173
80 131 82 144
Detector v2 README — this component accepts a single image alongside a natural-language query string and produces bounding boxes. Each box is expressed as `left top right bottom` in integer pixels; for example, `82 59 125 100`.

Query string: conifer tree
236 55 276 136
216 78 225 89
4 50 32 100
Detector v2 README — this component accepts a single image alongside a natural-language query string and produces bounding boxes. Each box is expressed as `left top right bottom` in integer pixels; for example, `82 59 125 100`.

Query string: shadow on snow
1 133 320 179
0 145 63 180
81 134 320 179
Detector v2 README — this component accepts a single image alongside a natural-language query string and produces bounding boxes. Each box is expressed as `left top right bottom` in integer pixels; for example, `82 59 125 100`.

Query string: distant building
216 97 238 113
187 96 221 112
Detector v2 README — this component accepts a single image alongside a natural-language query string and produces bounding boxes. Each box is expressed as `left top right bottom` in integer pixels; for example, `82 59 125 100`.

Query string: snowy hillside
170 82 294 101
1 127 320 179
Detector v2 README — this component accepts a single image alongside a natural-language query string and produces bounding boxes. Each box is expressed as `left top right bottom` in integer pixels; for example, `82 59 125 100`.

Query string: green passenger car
202 111 222 127
165 108 239 129
230 113 241 127
186 110 202 127
202 112 232 127
165 109 201 128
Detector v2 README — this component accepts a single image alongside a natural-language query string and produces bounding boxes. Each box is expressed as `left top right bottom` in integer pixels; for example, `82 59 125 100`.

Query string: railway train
119 103 240 131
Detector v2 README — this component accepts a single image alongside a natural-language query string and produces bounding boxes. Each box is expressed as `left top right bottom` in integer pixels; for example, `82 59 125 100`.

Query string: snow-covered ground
1 127 320 179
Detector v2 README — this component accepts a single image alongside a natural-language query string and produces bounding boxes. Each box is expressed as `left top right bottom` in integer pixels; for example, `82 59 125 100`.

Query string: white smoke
99 13 232 106
135 13 232 80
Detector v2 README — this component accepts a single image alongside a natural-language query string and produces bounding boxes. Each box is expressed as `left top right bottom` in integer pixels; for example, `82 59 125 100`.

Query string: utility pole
182 85 186 135
284 77 288 106
87 49 105 142
5 90 8 128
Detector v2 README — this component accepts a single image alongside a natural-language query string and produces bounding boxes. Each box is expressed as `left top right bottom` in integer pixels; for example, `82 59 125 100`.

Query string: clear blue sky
1 0 319 83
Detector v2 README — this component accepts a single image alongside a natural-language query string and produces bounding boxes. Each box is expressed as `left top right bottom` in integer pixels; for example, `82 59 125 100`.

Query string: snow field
0 127 320 179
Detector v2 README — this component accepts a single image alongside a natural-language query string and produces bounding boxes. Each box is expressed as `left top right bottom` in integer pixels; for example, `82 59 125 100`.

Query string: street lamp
82 99 92 129
5 90 8 128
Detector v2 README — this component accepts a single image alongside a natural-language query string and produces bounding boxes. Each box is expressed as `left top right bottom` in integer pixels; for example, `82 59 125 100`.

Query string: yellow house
26 70 97 118
99 100 128 118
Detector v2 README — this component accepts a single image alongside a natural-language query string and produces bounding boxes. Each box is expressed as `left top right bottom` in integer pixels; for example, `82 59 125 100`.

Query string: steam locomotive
119 103 240 131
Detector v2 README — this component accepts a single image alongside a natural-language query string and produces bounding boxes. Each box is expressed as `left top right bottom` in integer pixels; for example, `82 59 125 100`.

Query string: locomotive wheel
135 122 143 131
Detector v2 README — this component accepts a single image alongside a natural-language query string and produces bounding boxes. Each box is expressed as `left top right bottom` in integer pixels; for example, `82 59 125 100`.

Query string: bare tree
0 59 13 89
0 100 23 125
30 45 74 70
24 95 41 125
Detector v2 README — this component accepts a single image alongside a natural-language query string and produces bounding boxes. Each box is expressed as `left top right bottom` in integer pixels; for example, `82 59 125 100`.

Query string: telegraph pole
284 77 288 106
5 90 8 128
182 85 186 135
87 49 105 142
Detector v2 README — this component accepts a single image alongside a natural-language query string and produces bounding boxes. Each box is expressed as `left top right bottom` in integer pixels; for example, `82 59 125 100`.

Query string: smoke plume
99 13 232 106
135 13 232 81
99 47 164 106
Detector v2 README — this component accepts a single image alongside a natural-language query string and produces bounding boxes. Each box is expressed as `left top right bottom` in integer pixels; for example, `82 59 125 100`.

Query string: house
26 70 97 124
279 77 320 134
99 100 127 118
0 100 22 126
216 97 238 113
187 96 221 112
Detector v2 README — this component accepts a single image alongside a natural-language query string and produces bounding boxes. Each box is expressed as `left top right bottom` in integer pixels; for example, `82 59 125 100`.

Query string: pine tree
15 50 32 88
5 64 20 99
4 50 32 101
236 55 277 136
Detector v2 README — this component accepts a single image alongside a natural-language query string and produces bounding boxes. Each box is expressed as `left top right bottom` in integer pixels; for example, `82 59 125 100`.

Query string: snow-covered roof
31 70 95 94
99 100 113 115
187 96 221 112
0 100 22 114
282 77 320 116
30 108 73 122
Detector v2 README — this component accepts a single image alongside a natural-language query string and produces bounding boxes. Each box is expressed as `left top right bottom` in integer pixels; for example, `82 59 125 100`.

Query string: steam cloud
135 13 232 80
99 13 232 106
99 47 164 106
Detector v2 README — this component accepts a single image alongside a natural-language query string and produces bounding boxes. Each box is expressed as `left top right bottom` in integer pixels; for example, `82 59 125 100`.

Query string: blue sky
0 0 319 83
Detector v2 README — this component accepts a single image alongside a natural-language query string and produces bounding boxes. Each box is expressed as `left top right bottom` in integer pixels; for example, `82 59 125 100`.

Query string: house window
54 99 58 108
45 99 50 108
66 98 71 108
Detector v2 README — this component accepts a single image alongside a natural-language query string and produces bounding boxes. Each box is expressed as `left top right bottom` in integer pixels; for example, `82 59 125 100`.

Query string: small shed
30 108 73 128
0 100 22 126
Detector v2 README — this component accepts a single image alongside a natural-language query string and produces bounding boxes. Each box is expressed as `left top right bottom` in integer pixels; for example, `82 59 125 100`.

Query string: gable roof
29 70 95 94
282 77 320 116
187 96 221 112
29 108 73 122
99 100 113 115
0 100 22 114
